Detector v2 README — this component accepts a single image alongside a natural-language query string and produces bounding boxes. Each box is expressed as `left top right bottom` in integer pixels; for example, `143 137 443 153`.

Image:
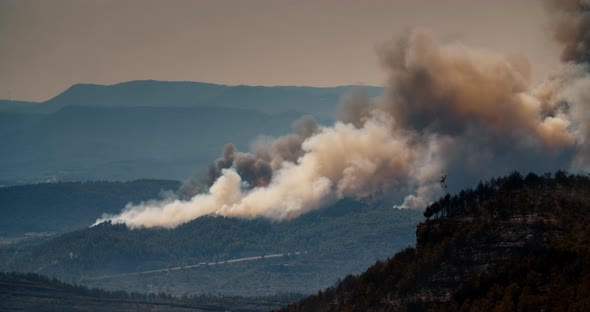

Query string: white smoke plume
98 113 439 228
96 3 590 228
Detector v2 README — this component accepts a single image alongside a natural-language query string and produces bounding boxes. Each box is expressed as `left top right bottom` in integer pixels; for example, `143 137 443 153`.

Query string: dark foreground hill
284 171 590 311
0 272 294 312
0 199 422 297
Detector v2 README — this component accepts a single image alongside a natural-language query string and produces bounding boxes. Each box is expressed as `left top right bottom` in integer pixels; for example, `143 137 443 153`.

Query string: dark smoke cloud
546 0 590 64
252 115 320 165
180 116 320 198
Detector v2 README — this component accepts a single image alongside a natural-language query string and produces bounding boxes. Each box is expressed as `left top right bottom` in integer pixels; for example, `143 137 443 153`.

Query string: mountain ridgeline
2 81 381 118
284 171 590 311
0 81 381 185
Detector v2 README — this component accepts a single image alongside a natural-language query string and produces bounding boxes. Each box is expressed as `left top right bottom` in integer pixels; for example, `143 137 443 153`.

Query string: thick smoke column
343 31 573 148
342 30 581 208
96 2 590 228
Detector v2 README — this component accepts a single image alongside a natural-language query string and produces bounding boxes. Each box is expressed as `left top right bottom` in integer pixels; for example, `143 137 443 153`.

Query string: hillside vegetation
285 171 590 311
0 272 296 311
0 199 422 297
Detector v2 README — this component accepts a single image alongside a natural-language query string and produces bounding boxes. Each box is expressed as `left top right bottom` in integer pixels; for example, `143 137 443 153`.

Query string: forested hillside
0 199 422 297
284 171 590 311
0 272 296 311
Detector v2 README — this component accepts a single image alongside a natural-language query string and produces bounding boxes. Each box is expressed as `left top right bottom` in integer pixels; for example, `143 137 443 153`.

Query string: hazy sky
1 0 560 102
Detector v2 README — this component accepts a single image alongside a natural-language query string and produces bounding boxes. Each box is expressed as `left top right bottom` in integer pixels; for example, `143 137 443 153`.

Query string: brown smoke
546 0 590 64
342 31 574 148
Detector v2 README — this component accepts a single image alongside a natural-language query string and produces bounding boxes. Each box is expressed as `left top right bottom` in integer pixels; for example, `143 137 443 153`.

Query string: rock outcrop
283 171 590 311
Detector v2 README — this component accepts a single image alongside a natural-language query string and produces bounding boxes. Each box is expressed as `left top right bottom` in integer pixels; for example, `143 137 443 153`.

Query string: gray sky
1 0 560 102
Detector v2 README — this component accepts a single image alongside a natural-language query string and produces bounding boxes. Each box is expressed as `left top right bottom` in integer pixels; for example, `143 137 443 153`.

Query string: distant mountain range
0 80 381 118
0 81 382 184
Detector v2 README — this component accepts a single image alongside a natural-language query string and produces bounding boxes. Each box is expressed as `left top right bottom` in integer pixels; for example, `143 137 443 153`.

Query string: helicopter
440 175 448 189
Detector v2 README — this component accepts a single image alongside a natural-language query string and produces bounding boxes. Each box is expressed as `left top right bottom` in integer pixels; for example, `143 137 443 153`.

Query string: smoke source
96 2 590 228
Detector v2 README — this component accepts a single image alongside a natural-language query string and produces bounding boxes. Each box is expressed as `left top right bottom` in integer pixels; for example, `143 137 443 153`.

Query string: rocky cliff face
284 172 590 311
405 215 561 305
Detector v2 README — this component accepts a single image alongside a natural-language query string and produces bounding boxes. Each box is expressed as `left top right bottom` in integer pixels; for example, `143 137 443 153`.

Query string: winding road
84 251 302 281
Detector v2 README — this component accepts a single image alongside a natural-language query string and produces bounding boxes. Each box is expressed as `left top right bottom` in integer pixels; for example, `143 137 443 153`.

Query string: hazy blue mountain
44 81 381 121
0 81 382 184
0 106 301 184
0 112 44 136
2 80 382 121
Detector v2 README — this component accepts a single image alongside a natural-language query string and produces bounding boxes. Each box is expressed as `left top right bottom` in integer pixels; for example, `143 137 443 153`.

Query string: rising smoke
96 1 590 228
178 115 320 198
546 0 590 64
